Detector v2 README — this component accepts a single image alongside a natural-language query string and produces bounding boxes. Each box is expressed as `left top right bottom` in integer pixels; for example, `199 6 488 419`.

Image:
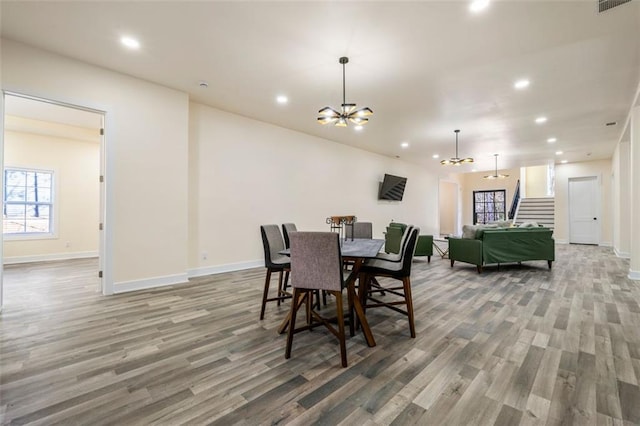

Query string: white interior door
569 176 599 244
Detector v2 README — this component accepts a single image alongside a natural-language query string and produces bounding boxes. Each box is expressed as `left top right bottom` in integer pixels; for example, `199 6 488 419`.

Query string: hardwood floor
1 244 639 425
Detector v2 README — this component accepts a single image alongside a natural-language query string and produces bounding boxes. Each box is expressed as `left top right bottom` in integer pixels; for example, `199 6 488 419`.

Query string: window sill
3 233 58 242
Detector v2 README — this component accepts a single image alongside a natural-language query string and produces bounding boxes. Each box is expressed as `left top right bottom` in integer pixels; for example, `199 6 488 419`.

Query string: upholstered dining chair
282 223 297 249
285 231 349 368
346 222 373 239
259 224 292 320
360 227 420 338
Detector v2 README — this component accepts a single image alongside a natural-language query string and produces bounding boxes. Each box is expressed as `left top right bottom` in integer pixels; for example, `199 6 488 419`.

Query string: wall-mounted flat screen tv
378 174 407 201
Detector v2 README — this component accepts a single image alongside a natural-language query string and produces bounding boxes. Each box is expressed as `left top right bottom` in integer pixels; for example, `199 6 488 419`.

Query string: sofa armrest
448 237 483 267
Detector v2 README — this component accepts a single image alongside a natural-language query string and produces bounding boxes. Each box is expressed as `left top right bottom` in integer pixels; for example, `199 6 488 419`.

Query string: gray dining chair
259 224 292 320
345 221 373 239
282 223 297 249
285 231 349 367
360 227 420 338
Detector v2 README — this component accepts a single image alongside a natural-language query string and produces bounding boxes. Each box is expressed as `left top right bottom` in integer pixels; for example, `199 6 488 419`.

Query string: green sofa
384 222 433 261
448 227 554 273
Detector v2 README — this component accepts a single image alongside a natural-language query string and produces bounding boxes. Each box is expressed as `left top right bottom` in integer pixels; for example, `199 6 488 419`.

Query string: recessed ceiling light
561 160 568 164
469 0 490 13
547 137 557 143
514 79 530 90
606 121 617 126
535 116 547 124
276 95 288 104
432 154 440 159
120 36 140 49
354 125 363 131
401 142 409 148
555 151 563 155
199 81 208 88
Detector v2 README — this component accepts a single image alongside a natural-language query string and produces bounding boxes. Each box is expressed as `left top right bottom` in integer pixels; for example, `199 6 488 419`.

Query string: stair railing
508 179 520 220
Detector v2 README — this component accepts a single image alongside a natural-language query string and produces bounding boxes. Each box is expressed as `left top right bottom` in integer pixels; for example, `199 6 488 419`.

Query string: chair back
289 232 343 291
260 224 286 268
397 224 414 254
400 227 420 276
282 223 298 248
346 222 373 239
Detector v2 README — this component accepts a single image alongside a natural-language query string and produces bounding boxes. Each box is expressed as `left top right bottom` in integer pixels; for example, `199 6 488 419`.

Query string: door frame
568 175 600 245
1 91 110 307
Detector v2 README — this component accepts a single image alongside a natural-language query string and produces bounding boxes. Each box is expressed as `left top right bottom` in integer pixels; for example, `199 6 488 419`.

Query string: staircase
514 197 555 229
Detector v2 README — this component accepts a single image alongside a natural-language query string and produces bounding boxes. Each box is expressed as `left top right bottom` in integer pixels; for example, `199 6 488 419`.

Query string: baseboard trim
3 251 98 265
114 273 189 294
628 269 640 281
614 248 631 259
188 260 262 278
555 239 568 244
599 241 612 248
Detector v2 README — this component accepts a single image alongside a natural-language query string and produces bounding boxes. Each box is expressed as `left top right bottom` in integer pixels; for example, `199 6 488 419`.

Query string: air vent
598 0 631 13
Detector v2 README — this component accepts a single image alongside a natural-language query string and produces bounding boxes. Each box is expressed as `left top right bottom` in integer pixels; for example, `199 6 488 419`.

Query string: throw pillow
518 221 539 228
462 224 478 239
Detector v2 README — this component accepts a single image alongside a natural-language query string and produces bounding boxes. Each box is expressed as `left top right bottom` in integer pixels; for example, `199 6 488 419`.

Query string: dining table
278 237 385 347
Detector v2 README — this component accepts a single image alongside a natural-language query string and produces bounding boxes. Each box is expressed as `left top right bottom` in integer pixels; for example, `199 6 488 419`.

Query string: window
3 168 54 235
473 189 506 224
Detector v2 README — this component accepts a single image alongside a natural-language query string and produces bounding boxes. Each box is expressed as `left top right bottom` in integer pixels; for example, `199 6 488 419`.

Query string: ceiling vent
598 0 631 13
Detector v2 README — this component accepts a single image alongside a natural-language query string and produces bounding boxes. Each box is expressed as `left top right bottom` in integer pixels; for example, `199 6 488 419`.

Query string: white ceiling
4 95 103 129
2 1 639 173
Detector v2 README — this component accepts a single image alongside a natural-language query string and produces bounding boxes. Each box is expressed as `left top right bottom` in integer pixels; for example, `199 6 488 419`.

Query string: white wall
3 120 99 262
554 159 612 245
525 165 549 198
1 39 190 293
187 102 439 275
438 180 457 236
0 40 441 291
612 141 631 257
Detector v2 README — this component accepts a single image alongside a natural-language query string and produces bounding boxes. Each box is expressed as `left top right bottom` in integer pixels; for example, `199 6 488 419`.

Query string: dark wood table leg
346 258 376 347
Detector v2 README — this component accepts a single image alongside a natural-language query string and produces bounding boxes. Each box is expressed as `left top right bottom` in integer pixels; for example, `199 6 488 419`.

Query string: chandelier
484 154 509 179
317 57 373 127
441 129 474 165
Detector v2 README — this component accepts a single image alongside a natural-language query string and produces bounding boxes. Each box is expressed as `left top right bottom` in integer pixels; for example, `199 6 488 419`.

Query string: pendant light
317 57 373 127
484 154 509 179
441 129 474 165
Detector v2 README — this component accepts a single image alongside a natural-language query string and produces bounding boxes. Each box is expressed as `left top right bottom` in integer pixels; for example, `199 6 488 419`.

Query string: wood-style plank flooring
1 244 639 425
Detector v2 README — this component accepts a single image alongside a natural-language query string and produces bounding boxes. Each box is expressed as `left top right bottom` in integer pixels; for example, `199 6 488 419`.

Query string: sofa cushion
462 224 498 239
518 221 539 228
489 220 513 228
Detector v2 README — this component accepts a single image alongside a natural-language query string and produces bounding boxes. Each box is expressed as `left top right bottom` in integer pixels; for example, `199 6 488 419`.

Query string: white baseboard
188 260 262 278
599 241 612 248
555 239 568 244
114 273 189 294
3 251 98 265
629 269 640 281
614 248 631 259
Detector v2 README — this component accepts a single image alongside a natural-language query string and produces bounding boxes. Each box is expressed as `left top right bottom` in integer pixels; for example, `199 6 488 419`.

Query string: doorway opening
1 92 106 309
